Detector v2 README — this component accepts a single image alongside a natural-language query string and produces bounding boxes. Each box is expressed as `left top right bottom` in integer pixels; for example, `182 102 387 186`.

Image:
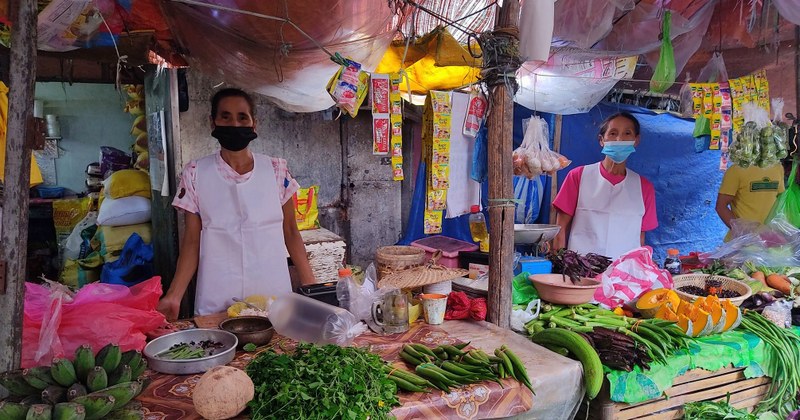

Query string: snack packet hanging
326 56 369 118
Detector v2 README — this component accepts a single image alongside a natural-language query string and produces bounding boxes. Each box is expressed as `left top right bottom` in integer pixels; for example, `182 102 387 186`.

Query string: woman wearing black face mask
158 88 316 320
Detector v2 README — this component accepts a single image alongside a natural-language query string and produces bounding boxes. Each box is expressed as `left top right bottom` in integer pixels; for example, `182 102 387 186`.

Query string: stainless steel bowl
143 329 238 375
219 316 275 349
514 224 561 244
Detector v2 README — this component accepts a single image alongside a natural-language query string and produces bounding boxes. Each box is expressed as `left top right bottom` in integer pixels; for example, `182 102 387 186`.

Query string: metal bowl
219 316 275 349
143 329 238 375
514 224 561 244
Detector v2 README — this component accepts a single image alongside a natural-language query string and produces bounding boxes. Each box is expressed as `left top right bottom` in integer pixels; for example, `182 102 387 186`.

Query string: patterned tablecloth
134 319 577 419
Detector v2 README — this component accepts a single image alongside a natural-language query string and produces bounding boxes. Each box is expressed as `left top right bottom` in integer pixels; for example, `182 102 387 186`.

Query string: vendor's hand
157 295 181 322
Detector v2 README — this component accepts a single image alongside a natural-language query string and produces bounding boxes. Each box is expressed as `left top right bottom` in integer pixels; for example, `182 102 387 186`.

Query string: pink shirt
172 151 300 214
553 164 658 231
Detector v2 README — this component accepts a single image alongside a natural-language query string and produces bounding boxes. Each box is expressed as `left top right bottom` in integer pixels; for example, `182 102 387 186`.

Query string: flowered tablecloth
135 321 540 419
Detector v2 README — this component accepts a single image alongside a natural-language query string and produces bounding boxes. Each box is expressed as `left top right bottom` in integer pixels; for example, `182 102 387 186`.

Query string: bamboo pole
486 0 520 329
549 114 562 225
0 0 37 375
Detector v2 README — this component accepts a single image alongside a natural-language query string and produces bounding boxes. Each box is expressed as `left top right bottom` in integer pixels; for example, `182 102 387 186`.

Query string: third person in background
715 163 785 241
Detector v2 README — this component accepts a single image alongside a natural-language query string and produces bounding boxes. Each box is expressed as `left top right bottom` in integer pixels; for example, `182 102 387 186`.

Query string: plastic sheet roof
3 0 798 112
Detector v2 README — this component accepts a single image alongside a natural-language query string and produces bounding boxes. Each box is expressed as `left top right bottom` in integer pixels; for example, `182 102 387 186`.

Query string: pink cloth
172 151 300 214
553 163 658 231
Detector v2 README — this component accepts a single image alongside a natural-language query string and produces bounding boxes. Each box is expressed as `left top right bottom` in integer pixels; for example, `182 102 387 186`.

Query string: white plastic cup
423 280 452 295
420 293 448 325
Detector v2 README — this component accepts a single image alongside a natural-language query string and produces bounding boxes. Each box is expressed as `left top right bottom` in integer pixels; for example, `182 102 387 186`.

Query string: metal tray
143 328 238 375
514 224 561 244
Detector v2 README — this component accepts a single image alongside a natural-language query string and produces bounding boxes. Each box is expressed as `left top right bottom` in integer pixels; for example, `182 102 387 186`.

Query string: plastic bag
696 51 728 83
337 263 380 321
772 98 785 122
444 291 487 321
99 146 132 179
593 247 674 309
705 216 800 267
22 277 166 368
62 211 98 261
511 299 541 333
512 116 570 179
650 11 676 93
270 293 367 346
100 233 154 287
512 271 539 304
513 176 544 224
470 122 488 183
766 159 799 228
762 300 792 328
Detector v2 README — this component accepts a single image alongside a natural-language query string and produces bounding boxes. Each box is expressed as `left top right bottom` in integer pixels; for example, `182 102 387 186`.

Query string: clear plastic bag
704 216 800 267
696 51 728 83
338 263 380 321
512 116 570 179
762 300 792 328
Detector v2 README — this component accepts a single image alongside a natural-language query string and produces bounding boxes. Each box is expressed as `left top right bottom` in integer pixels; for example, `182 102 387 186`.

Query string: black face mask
212 126 258 151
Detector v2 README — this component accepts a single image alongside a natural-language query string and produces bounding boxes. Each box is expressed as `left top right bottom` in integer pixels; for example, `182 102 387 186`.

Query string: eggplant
792 307 800 327
772 290 786 299
758 292 776 304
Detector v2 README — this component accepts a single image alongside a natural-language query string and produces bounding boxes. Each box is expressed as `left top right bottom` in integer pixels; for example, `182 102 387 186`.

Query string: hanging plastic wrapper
649 11 676 94
326 56 369 118
512 116 570 179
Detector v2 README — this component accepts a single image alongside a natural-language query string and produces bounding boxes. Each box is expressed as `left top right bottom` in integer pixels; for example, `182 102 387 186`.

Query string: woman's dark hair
210 88 255 119
598 112 641 137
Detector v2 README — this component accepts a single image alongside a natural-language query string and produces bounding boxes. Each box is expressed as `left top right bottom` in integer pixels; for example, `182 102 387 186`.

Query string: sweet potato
766 274 792 295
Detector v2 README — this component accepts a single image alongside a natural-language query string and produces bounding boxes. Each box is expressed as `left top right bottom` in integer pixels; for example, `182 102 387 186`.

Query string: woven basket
375 246 426 281
673 274 752 306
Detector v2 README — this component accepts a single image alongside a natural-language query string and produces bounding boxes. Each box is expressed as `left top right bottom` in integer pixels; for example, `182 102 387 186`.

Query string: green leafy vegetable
246 343 399 419
243 343 257 352
684 395 757 419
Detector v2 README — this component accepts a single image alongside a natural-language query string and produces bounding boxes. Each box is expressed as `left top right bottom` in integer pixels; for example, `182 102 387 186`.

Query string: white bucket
423 280 452 295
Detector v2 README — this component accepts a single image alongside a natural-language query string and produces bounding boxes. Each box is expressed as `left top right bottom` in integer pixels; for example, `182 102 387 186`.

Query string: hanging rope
478 27 521 94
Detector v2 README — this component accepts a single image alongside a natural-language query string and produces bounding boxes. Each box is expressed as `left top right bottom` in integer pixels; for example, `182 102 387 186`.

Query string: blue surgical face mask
601 141 636 163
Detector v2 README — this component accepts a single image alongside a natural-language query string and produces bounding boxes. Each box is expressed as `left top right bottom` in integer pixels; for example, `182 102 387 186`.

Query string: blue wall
551 102 727 263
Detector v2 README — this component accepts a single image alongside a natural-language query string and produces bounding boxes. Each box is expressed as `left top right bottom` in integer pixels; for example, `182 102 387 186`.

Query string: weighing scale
513 224 561 275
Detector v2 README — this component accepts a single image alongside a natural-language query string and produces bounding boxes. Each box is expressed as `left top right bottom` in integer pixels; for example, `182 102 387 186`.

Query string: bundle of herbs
683 395 757 419
548 249 612 284
245 343 399 420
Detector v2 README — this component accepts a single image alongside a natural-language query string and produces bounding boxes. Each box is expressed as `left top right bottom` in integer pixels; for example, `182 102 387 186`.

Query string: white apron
569 162 644 260
194 153 292 315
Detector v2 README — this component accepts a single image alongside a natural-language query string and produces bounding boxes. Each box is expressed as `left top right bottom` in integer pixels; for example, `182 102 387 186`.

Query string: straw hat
377 250 469 289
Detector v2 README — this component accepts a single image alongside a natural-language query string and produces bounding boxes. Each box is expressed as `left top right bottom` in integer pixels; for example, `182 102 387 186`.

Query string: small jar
664 249 682 275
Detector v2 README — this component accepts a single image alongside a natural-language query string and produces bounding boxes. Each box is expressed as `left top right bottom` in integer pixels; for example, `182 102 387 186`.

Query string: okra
388 375 430 393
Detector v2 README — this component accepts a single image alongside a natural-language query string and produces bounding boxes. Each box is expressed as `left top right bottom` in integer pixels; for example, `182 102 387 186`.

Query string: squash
654 305 679 322
687 305 714 337
193 366 255 420
721 300 742 332
694 295 727 334
636 289 681 318
677 314 694 336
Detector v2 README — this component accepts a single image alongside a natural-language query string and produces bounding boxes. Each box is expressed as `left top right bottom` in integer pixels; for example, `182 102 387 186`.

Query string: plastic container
468 205 489 252
459 250 489 280
269 293 362 345
297 282 339 307
515 257 553 276
411 235 479 268
336 267 353 311
664 249 682 276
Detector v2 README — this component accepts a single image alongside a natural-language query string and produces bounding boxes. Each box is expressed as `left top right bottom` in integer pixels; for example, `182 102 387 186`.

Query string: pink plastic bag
22 277 167 368
593 247 674 309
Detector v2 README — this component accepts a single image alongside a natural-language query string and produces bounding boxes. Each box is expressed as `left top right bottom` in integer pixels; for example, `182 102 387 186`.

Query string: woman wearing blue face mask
552 112 658 260
157 88 317 320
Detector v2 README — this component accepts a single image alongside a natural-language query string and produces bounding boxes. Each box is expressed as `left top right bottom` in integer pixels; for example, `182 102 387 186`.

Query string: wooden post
0 0 37 375
549 114 563 224
486 0 521 329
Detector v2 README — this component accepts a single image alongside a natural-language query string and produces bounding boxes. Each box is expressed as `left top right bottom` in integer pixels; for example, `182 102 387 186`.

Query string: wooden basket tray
673 274 752 306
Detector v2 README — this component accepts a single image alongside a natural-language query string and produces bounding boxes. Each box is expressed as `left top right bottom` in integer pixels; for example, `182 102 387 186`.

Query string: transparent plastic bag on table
511 299 541 333
22 277 166 368
339 263 380 321
762 300 792 328
593 247 674 309
704 216 800 267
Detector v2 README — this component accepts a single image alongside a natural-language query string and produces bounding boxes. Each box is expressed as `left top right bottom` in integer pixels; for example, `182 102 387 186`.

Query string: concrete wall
174 70 402 268
34 83 134 193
